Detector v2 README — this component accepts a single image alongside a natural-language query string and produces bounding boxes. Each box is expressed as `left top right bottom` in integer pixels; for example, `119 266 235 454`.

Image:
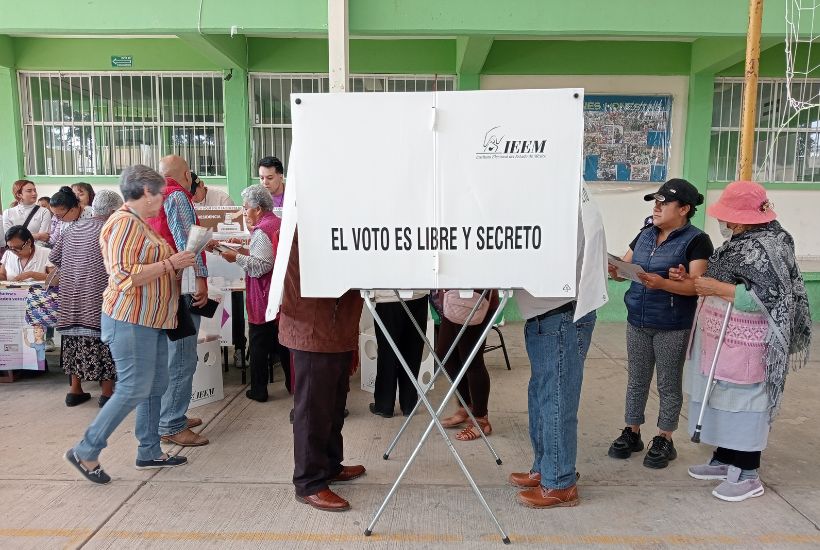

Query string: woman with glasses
48 186 94 247
606 179 714 469
0 225 53 282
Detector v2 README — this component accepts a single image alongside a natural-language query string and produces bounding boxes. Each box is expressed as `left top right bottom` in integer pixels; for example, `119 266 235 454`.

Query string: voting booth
267 88 585 542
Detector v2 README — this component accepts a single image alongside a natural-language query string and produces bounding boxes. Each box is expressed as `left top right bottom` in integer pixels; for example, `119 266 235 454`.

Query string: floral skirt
61 335 116 381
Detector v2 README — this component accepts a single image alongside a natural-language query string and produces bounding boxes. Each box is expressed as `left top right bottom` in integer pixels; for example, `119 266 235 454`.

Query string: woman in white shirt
3 180 52 243
0 225 54 282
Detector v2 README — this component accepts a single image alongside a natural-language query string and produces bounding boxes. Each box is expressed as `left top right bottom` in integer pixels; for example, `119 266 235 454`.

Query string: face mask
718 221 734 240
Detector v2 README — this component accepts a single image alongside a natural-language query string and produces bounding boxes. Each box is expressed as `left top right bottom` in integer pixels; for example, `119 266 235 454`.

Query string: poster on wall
0 289 40 370
583 95 672 183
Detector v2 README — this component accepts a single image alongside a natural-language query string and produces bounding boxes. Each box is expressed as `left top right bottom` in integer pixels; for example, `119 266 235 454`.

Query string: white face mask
718 221 734 240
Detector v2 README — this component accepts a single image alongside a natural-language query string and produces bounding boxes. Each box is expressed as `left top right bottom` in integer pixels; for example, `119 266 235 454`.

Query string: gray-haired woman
210 184 290 401
65 165 197 484
51 190 123 408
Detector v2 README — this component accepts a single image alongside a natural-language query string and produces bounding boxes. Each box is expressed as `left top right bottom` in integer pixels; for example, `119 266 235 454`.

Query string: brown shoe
517 484 579 508
186 418 202 429
296 488 350 512
161 428 209 447
509 471 541 488
329 465 366 483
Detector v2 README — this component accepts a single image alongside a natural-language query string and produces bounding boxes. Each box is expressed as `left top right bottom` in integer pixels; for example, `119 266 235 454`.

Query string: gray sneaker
688 461 729 480
711 466 764 502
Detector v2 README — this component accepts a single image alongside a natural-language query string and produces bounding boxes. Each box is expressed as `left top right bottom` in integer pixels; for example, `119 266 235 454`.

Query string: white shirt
2 204 52 237
515 183 609 322
197 187 235 207
1 246 53 280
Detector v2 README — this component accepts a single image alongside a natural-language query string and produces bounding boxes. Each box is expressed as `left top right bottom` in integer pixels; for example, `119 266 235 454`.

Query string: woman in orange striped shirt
66 165 197 484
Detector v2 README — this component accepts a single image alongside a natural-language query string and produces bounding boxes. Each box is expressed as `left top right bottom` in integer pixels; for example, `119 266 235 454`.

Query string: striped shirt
100 207 179 329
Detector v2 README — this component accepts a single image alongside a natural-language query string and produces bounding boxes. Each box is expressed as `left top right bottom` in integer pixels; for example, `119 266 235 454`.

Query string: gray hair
91 189 124 218
241 184 273 211
120 165 165 201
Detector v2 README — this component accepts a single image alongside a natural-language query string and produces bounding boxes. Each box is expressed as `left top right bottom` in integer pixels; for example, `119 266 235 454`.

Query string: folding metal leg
363 290 511 544
384 290 502 465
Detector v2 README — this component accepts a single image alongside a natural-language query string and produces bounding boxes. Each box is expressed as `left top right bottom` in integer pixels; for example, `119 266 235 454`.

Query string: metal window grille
249 73 455 169
19 71 226 176
710 76 820 183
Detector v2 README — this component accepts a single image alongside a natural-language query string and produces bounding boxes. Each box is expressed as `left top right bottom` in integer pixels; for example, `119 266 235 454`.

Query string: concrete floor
1 321 819 549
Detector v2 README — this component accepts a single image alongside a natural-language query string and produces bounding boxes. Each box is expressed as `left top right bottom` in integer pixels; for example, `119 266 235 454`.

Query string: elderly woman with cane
677 181 811 502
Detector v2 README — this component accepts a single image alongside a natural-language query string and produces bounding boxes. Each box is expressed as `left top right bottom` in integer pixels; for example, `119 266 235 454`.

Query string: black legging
714 447 761 470
436 316 491 418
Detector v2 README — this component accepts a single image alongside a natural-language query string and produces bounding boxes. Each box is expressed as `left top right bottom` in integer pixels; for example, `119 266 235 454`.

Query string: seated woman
0 225 53 282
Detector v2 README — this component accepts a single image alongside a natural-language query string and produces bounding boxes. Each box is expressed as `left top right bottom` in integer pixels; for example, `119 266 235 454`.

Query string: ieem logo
477 126 547 159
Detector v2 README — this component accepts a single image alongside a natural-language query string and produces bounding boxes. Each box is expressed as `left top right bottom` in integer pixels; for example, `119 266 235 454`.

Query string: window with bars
19 72 226 177
249 73 456 169
710 77 820 183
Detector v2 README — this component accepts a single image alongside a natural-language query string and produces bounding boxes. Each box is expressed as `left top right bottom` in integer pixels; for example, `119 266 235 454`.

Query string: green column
223 67 251 202
457 72 480 91
682 72 714 229
0 66 25 205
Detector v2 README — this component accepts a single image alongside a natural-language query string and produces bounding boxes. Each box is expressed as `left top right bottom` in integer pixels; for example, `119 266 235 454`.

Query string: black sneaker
607 427 644 459
64 448 111 484
643 435 677 469
135 454 189 470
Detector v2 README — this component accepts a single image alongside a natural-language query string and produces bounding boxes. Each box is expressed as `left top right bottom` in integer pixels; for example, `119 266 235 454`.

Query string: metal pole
739 0 764 181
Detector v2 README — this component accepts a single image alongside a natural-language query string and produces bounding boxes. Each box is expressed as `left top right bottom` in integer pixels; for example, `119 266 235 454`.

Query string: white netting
785 0 820 112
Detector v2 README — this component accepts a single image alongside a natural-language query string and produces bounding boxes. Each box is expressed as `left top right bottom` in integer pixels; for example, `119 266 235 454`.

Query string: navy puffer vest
625 223 702 330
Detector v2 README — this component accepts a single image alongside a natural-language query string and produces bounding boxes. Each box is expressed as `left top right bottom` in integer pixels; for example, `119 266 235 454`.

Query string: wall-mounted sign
583 95 672 183
111 56 133 68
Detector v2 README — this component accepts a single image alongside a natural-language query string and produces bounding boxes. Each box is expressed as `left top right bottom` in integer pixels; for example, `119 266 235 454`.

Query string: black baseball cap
644 178 703 207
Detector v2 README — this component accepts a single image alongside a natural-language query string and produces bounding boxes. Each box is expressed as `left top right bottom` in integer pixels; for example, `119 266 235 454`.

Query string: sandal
455 416 492 441
441 407 470 429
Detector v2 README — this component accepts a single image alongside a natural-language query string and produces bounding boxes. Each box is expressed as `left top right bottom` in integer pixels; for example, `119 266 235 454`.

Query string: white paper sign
290 89 584 298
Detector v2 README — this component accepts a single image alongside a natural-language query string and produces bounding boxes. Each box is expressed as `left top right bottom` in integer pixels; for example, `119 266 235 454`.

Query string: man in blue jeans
508 184 607 507
148 155 210 447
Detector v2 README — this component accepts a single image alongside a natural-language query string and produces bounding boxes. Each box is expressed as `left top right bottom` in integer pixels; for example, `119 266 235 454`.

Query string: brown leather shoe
509 471 541 488
186 417 202 429
329 465 366 483
296 488 350 512
517 484 579 508
161 428 209 447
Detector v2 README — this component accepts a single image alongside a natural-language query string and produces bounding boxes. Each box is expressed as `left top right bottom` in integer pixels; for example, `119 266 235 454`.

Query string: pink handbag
698 299 767 384
442 291 490 326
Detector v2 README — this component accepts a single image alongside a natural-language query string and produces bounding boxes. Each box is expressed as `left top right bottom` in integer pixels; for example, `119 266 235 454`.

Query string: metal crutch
363 290 511 544
691 298 733 443
385 289 502 464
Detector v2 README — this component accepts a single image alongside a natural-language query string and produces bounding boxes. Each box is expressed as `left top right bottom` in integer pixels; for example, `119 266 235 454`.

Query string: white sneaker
711 466 764 502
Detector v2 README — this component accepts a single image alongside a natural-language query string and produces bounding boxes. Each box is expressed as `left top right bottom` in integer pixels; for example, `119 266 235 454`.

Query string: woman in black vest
607 179 713 468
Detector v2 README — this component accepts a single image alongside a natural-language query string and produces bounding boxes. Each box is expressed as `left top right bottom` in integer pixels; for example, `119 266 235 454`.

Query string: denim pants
524 310 596 489
159 310 202 437
74 314 169 462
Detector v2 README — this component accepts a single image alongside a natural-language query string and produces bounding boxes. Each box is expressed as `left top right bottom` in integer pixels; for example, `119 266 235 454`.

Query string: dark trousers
248 321 291 399
292 349 351 497
714 447 762 470
437 316 491 418
373 297 428 415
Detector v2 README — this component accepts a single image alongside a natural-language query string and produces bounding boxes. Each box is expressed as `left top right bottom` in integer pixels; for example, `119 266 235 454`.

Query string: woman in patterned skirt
50 190 123 407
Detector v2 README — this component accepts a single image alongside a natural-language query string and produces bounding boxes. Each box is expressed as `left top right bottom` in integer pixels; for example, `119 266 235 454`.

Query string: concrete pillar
224 67 251 201
328 0 349 93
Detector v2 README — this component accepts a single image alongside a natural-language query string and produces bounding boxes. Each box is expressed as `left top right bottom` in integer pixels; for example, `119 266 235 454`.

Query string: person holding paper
147 155 210 448
65 165 196 484
606 178 713 469
191 172 235 207
0 225 53 282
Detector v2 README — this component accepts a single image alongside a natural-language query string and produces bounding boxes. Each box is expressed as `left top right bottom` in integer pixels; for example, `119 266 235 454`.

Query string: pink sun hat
706 181 777 224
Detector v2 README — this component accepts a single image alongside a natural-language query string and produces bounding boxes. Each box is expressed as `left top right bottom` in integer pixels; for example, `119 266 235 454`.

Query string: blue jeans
524 309 596 489
74 315 169 462
159 311 202 436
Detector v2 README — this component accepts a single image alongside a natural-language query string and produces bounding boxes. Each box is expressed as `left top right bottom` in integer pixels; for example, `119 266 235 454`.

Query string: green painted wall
483 41 691 75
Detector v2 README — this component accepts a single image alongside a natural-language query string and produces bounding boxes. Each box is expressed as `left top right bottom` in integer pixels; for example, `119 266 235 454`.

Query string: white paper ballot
607 253 646 284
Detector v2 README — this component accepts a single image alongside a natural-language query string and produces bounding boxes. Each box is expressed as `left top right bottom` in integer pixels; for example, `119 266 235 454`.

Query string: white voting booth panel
291 89 583 299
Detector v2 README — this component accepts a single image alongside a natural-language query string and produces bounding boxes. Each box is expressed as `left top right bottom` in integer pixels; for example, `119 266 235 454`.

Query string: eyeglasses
8 242 32 253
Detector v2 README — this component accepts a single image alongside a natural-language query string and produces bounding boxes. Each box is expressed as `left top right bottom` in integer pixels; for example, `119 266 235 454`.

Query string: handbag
442 290 490 326
25 285 59 328
166 295 198 341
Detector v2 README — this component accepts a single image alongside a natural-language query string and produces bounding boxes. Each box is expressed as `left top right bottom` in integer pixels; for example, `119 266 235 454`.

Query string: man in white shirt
190 172 235 207
508 183 609 509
